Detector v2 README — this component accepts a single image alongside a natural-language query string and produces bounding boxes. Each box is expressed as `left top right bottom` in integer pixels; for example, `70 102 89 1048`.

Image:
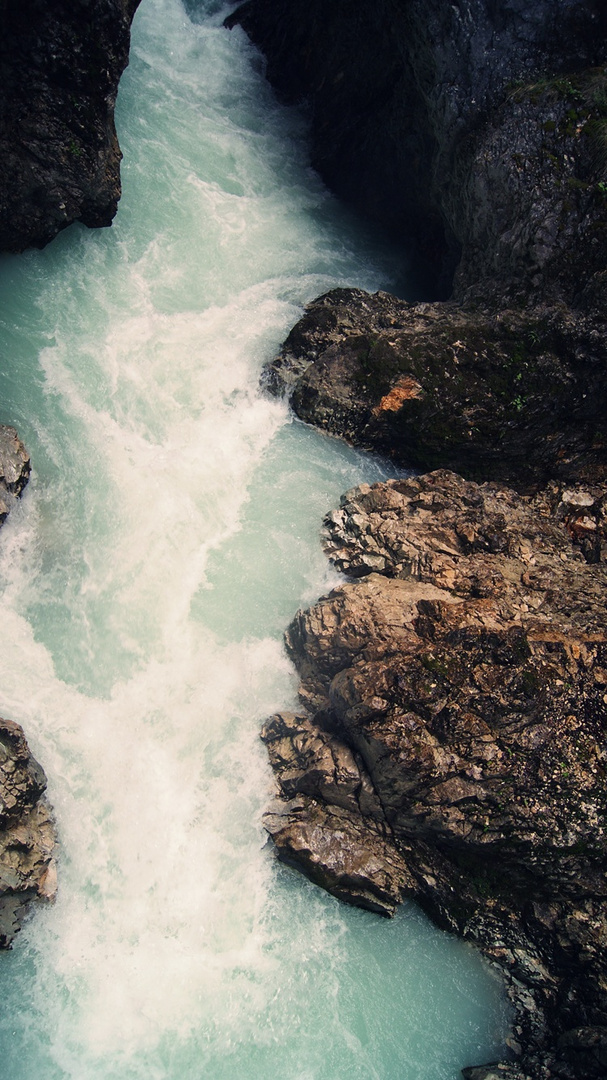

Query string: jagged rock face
265 470 607 1079
235 3 607 488
0 0 141 252
0 430 56 944
263 288 607 489
0 425 31 524
228 0 607 298
0 716 57 947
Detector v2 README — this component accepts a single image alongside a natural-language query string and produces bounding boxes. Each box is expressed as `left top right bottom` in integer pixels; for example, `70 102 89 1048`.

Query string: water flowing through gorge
0 1 510 1076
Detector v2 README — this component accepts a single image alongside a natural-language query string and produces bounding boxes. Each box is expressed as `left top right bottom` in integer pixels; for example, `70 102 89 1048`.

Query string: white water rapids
0 1 510 1076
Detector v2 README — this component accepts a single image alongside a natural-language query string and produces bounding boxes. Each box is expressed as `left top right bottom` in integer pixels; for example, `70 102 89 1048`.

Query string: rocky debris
263 287 607 489
0 0 141 252
0 425 31 525
0 717 57 947
263 470 607 1079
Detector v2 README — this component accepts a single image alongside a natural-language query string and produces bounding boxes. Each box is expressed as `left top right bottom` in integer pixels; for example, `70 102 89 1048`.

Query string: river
0 1 509 1076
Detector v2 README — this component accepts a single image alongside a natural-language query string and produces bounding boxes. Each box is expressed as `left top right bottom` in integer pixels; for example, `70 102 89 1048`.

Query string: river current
0 1 510 1077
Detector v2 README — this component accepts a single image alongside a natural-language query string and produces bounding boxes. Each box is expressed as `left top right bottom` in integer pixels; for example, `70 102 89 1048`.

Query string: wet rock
232 6 607 491
0 0 141 252
260 712 412 914
0 425 31 525
263 289 607 489
262 795 414 917
462 1067 530 1080
228 0 607 298
0 717 57 947
261 470 607 1079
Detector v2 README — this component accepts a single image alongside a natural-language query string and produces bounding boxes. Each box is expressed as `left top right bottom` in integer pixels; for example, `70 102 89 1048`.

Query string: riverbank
229 2 607 1076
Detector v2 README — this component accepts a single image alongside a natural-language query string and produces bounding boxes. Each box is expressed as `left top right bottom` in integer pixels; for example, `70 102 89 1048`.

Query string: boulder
0 716 57 947
263 470 607 1079
0 425 31 525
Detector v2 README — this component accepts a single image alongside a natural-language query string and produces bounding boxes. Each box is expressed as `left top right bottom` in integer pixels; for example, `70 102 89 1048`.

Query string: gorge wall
0 0 142 938
228 2 607 1077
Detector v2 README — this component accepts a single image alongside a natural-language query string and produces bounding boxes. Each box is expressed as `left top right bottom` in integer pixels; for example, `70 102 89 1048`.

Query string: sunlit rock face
0 716 57 947
0 0 141 252
0 427 30 525
266 470 607 1079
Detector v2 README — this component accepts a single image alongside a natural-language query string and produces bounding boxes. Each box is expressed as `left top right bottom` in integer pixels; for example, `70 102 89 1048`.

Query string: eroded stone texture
263 471 607 1079
0 717 57 946
0 425 31 525
263 289 607 489
0 0 141 252
228 0 607 299
232 4 607 491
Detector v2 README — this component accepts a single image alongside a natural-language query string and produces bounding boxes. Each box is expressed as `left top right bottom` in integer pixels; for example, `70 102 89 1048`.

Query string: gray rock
228 0 607 299
0 425 30 525
261 470 607 1079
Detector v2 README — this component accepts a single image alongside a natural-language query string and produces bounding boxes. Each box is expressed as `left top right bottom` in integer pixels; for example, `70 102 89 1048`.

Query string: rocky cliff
0 427 56 945
0 716 57 946
0 0 141 252
228 0 607 299
229 2 607 1077
264 471 607 1078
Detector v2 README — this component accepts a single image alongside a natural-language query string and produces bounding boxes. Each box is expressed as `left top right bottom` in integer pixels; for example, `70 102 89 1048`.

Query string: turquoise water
0 1 510 1076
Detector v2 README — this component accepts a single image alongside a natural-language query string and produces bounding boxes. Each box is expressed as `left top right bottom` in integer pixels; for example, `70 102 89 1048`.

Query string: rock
262 288 607 489
0 425 31 525
557 1028 607 1077
0 434 53 944
462 1067 530 1080
262 794 414 917
261 712 412 914
227 0 607 298
260 470 607 1079
0 0 141 252
0 717 57 947
232 5 607 492
232 3 607 1074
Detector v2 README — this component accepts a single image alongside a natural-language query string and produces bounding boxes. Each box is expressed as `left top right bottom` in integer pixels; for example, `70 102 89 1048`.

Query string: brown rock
0 718 57 947
261 469 607 1079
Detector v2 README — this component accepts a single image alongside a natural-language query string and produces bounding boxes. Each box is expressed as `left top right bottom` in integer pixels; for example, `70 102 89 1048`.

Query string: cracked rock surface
0 425 31 525
264 470 607 1079
0 717 57 947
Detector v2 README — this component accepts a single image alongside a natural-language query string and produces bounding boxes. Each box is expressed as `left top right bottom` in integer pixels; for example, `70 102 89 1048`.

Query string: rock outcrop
231 2 607 1075
0 0 141 252
0 426 31 525
227 0 607 298
265 470 607 1079
0 716 57 946
263 287 607 490
230 1 607 493
0 430 56 943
